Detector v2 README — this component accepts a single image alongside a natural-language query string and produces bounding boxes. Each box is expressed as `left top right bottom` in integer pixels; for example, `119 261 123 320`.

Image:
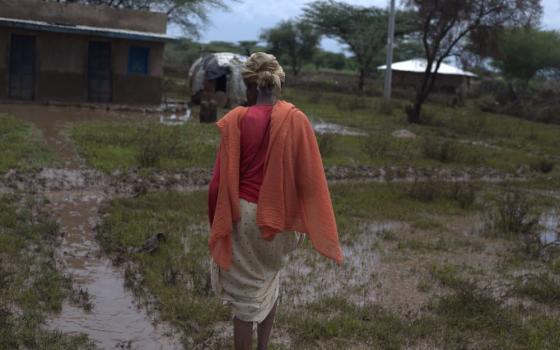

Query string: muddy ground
1 103 558 349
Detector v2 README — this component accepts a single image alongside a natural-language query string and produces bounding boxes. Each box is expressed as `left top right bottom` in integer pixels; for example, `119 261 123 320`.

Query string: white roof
0 16 176 42
378 59 477 77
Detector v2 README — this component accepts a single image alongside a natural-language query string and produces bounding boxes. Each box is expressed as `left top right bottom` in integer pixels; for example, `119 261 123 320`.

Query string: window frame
127 46 150 75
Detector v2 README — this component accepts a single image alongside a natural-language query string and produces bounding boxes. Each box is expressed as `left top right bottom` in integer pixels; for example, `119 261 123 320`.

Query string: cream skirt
211 199 302 323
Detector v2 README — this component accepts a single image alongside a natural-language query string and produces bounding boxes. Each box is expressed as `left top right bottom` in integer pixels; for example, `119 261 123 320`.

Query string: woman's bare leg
257 302 278 350
233 317 253 350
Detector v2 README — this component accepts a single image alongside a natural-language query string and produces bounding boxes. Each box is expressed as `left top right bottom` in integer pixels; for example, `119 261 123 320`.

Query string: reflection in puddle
540 211 559 245
283 221 403 306
160 109 192 126
311 118 367 136
0 103 183 348
45 191 182 349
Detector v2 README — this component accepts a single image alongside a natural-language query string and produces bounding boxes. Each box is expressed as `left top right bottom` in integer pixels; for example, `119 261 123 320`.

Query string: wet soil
0 104 183 348
0 103 546 348
45 191 182 349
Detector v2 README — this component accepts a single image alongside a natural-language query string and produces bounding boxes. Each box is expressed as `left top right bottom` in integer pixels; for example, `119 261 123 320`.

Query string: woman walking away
208 52 343 350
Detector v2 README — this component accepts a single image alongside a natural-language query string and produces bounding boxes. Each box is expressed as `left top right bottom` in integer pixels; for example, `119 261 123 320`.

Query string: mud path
45 190 182 349
1 105 183 349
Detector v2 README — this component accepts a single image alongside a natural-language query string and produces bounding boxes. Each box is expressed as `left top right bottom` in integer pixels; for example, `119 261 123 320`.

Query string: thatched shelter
188 52 247 108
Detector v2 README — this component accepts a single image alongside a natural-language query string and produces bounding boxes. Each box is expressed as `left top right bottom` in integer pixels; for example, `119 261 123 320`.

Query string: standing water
540 211 560 245
0 104 183 348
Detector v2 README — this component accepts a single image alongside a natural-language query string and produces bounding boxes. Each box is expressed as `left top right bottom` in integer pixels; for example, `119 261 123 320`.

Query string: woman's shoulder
275 100 308 120
216 106 249 129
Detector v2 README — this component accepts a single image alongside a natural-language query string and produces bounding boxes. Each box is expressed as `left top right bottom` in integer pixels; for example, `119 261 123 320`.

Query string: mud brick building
0 0 175 105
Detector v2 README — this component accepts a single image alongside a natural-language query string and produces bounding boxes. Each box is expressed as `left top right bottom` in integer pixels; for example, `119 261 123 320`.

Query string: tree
47 0 231 36
494 29 560 82
404 0 543 123
314 50 347 71
260 20 320 76
238 41 259 57
304 0 415 91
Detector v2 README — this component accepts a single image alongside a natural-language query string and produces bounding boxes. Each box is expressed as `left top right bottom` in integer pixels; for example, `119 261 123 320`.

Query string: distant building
378 59 477 94
0 0 175 105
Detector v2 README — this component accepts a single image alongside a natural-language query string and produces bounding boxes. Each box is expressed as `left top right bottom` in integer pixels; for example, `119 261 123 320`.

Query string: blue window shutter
128 47 149 75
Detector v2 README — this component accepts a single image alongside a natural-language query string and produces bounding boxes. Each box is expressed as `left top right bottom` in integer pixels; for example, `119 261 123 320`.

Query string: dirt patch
44 189 183 348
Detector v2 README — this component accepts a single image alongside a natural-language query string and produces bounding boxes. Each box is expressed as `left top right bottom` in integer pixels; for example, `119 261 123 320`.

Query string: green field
0 116 58 173
66 88 560 180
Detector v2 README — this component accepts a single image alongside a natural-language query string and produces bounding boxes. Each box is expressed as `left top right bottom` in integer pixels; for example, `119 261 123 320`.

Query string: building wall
0 0 167 34
392 71 468 93
112 40 164 105
36 32 88 102
0 29 8 99
0 27 165 105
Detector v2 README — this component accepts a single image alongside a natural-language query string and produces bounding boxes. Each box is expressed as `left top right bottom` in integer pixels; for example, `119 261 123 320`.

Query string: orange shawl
209 100 344 269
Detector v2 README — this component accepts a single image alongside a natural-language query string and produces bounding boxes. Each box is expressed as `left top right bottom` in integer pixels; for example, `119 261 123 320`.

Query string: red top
208 104 273 224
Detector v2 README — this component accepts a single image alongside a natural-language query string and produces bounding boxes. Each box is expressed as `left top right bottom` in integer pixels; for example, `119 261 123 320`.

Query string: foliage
48 0 232 36
494 29 560 82
260 20 320 76
403 0 543 123
304 0 416 91
313 50 348 71
70 121 218 172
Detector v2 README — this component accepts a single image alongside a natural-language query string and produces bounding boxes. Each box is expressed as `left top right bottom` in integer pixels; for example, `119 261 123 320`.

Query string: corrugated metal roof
378 58 477 77
0 17 177 42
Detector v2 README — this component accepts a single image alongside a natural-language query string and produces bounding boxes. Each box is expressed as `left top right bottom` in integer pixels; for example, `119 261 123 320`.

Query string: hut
0 0 176 105
378 59 477 95
188 52 247 108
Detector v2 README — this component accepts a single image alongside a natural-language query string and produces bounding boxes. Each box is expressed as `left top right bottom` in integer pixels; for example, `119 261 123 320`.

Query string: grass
283 88 560 174
97 191 229 347
330 181 476 239
279 285 560 349
70 120 219 173
420 288 560 349
95 178 560 348
0 115 58 173
62 86 560 178
0 194 94 349
279 296 407 350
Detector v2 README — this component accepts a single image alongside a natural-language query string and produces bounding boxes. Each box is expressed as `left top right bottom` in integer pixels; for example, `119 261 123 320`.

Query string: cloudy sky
184 0 560 53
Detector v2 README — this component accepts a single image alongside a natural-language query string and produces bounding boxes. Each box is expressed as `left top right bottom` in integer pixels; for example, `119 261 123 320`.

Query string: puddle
282 222 403 306
0 104 183 348
540 211 560 245
160 109 192 126
311 118 367 136
45 190 182 349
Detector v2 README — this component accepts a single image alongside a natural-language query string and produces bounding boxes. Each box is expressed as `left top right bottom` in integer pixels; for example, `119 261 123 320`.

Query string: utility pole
383 0 396 100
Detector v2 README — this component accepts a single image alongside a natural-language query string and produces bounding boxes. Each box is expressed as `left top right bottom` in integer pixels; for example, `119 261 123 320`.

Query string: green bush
317 133 337 157
422 138 461 163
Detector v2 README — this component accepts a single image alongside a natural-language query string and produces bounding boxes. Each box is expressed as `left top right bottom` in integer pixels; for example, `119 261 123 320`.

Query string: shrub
530 158 555 174
333 95 369 111
317 133 337 157
485 190 543 257
363 134 418 161
493 190 539 236
134 125 190 168
404 177 442 202
422 138 460 163
363 135 390 158
376 99 398 115
449 182 479 209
